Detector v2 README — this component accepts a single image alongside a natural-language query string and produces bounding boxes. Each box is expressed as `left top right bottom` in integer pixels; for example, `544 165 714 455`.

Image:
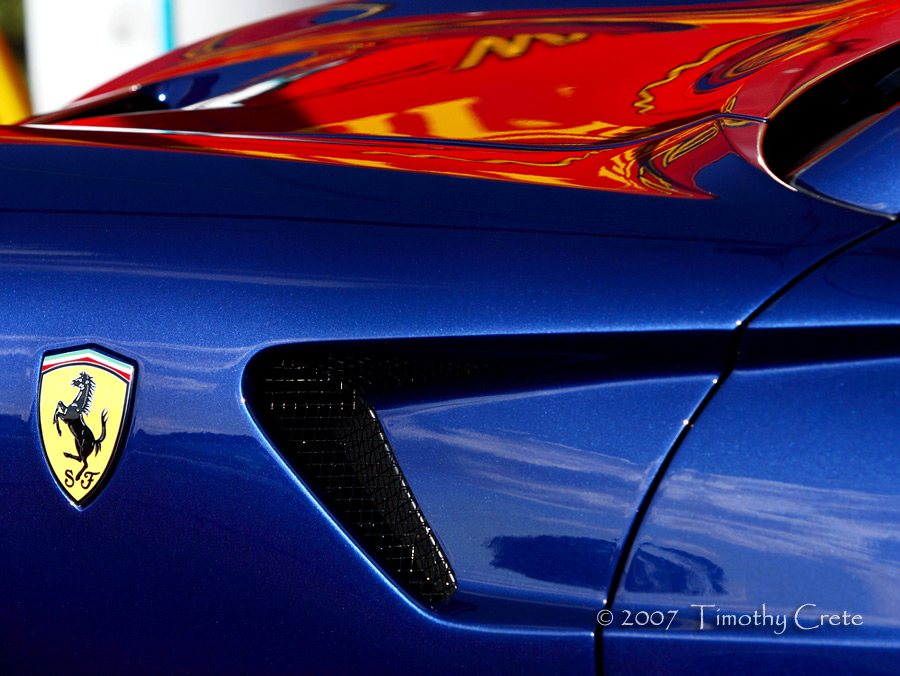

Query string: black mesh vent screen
253 359 457 605
246 334 729 607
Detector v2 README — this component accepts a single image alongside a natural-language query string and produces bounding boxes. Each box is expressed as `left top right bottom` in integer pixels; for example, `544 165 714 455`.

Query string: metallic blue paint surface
380 371 716 627
4 424 593 675
793 105 900 216
0 135 887 672
606 357 900 674
604 222 900 673
752 222 900 330
0 139 885 335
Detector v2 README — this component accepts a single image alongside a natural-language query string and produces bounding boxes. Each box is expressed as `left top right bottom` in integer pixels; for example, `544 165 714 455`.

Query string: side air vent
245 334 725 606
250 358 457 605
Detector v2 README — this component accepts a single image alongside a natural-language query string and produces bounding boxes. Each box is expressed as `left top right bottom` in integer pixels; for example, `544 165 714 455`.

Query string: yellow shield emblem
38 347 135 506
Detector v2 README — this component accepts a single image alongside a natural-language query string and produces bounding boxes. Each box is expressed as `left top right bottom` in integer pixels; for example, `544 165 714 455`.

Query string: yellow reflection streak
456 33 589 70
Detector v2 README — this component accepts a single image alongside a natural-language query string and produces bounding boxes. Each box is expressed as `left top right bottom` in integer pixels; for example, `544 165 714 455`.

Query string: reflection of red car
14 0 900 196
4 1 900 674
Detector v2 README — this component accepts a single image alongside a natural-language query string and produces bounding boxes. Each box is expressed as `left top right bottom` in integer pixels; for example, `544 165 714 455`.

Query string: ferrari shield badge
38 347 136 506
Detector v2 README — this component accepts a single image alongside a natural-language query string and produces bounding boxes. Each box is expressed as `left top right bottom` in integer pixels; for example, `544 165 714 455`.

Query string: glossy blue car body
2 1 900 673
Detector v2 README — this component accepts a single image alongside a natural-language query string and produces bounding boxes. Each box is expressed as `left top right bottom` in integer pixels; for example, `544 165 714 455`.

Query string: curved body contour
1 1 900 674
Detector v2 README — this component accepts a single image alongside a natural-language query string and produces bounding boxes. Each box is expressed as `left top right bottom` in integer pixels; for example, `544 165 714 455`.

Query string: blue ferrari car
3 0 900 673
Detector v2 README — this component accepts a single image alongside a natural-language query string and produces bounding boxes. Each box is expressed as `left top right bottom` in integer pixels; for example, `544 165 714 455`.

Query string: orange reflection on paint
5 114 755 197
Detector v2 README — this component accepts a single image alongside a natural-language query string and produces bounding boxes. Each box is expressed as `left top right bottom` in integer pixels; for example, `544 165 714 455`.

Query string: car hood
20 0 900 197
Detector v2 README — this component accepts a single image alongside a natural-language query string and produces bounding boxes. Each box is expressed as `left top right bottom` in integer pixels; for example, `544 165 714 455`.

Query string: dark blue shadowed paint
793 105 900 216
339 0 788 19
147 52 316 109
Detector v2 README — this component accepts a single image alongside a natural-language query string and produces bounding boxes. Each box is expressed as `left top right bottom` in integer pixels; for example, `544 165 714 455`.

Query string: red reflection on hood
16 0 900 197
